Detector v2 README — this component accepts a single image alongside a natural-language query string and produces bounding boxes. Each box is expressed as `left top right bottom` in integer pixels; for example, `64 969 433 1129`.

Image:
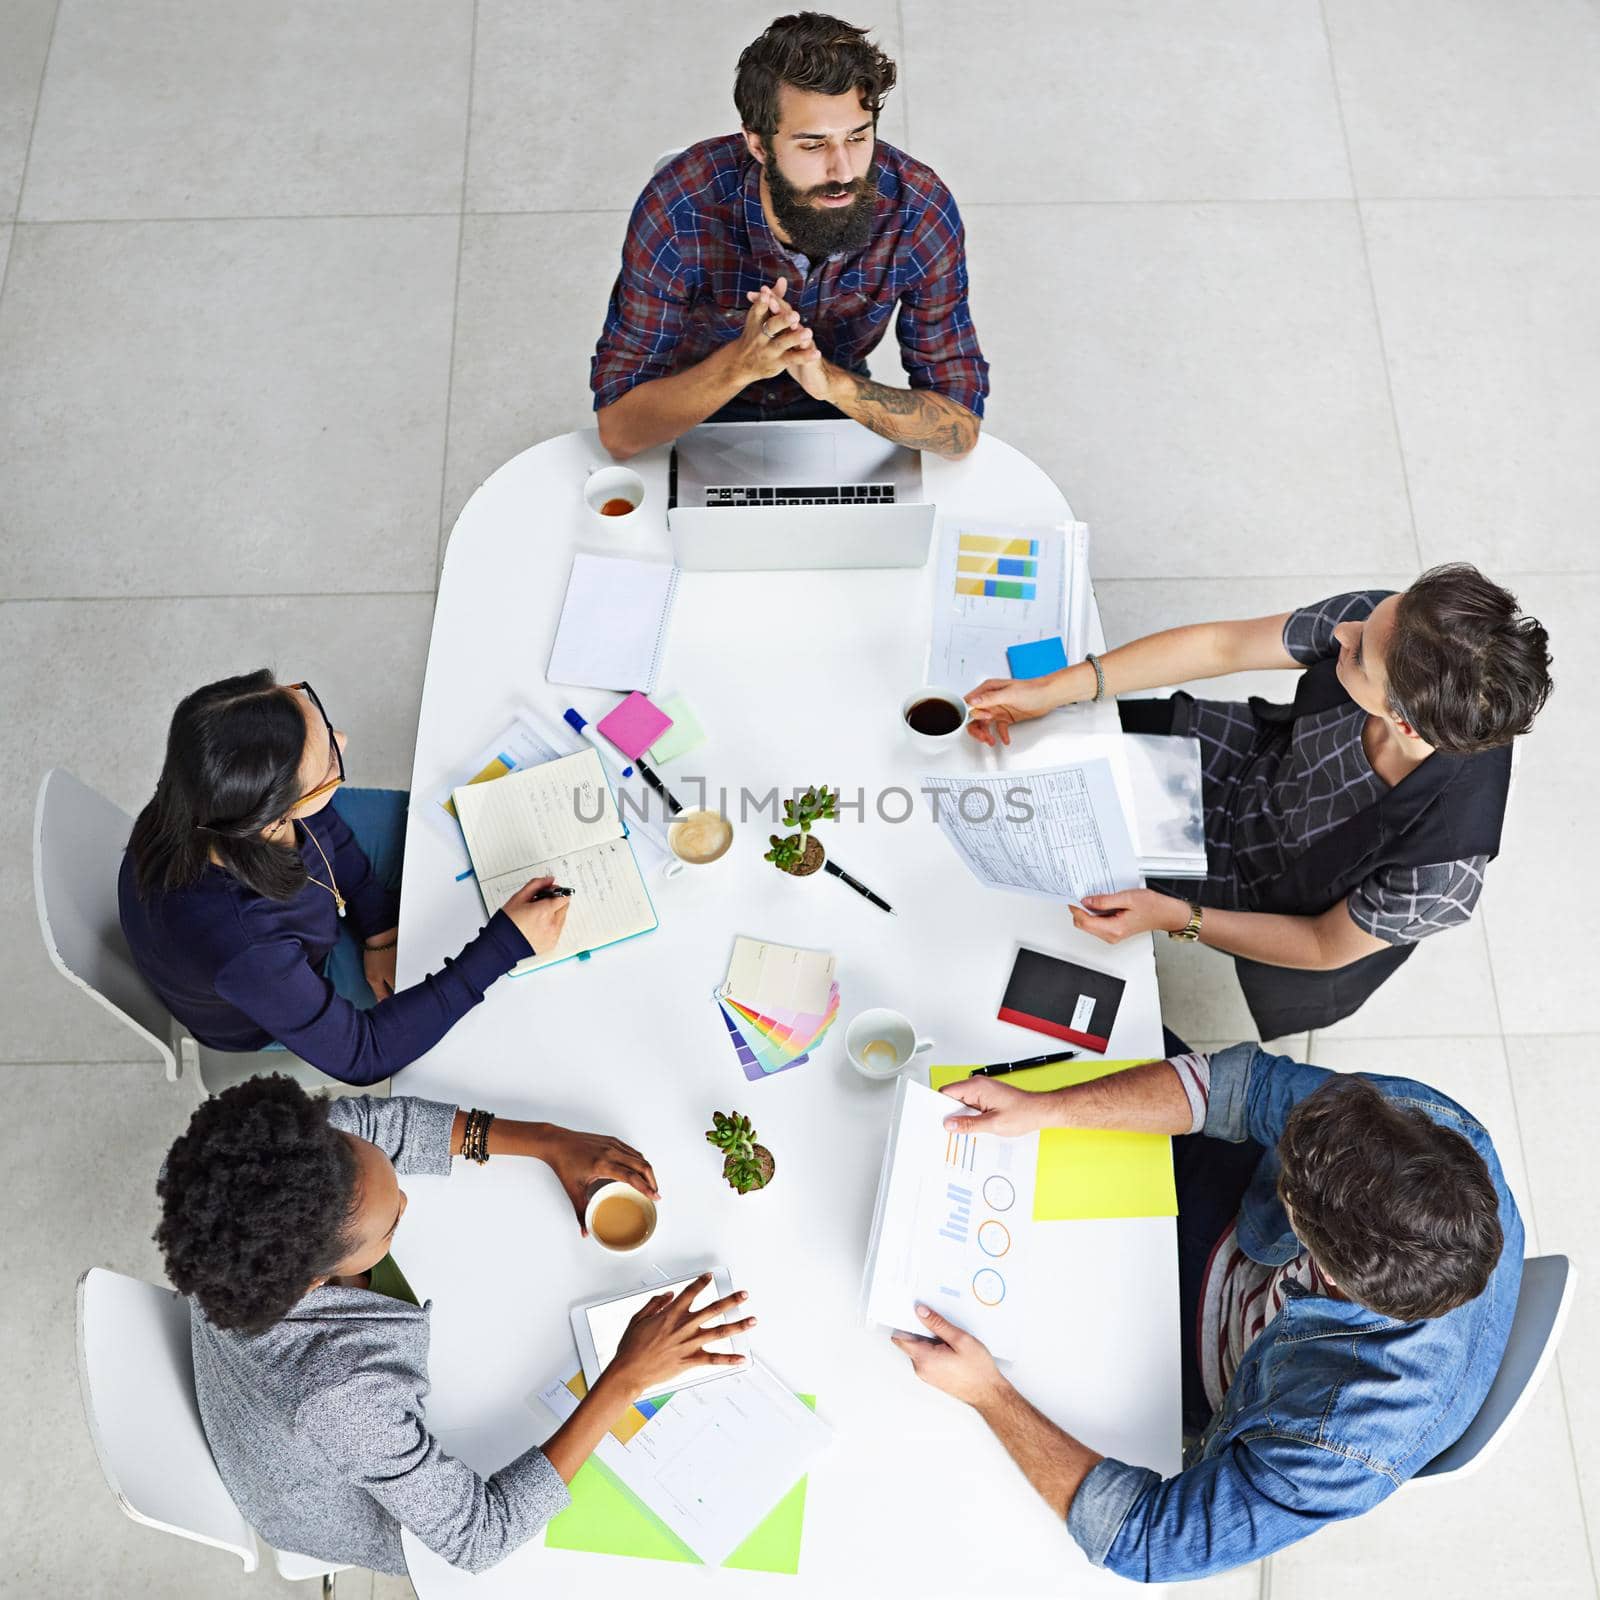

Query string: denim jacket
1067 1044 1523 1582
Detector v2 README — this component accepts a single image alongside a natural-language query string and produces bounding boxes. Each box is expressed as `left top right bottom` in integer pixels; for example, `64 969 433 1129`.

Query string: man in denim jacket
892 1043 1521 1581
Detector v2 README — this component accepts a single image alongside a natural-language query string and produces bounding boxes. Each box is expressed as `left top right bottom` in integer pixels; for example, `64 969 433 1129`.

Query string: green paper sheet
544 1396 816 1572
930 1061 1177 1221
644 693 705 765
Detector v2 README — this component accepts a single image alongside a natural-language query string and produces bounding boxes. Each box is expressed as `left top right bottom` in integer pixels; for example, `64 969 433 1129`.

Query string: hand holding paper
928 1061 1178 1221
891 1303 1009 1410
938 1076 1051 1138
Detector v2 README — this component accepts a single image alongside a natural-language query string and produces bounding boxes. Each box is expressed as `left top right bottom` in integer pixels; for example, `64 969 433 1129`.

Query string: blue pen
563 708 635 780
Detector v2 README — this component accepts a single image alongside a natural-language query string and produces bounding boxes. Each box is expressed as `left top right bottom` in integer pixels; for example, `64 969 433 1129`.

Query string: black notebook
997 947 1125 1053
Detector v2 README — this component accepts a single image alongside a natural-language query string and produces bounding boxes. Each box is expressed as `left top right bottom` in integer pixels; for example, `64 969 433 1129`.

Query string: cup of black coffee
901 687 970 753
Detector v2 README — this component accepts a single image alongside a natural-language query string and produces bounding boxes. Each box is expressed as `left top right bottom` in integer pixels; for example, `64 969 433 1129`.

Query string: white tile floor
1 2 1595 1596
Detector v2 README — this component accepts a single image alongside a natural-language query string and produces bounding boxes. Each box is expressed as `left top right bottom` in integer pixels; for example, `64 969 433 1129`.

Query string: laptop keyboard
704 483 897 507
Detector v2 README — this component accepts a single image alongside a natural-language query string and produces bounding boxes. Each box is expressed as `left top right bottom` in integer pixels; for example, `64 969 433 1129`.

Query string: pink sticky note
596 692 674 761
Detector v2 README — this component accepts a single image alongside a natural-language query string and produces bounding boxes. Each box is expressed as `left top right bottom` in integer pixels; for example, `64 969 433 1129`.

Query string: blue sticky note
1007 636 1068 679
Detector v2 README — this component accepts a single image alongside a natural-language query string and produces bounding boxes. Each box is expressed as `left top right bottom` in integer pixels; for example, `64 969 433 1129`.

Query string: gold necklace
300 821 347 918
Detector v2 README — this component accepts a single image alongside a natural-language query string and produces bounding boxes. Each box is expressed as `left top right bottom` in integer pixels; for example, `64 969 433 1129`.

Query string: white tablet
570 1267 748 1401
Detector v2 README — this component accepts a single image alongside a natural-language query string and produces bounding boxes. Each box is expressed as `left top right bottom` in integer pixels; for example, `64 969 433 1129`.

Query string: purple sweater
117 805 530 1085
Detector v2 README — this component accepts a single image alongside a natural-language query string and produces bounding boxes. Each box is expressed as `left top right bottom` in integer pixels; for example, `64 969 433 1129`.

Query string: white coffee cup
901 687 970 754
584 1181 658 1253
584 465 645 525
668 809 733 869
846 1007 934 1080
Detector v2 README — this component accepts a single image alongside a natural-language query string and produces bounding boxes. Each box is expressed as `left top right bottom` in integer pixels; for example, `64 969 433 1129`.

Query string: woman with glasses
118 670 570 1085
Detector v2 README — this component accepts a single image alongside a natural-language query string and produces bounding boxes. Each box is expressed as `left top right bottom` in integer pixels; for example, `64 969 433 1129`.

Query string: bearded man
592 11 989 460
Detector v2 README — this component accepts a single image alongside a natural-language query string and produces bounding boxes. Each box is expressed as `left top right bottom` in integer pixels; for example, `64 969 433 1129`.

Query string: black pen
823 857 895 915
971 1050 1077 1078
529 885 575 902
633 755 684 816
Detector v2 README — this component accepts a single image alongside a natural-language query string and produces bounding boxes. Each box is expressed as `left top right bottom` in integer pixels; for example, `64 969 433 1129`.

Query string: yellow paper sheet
929 1060 1177 1221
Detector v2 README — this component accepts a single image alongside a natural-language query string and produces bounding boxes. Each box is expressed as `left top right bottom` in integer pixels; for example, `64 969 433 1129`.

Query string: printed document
928 519 1090 688
920 758 1142 902
862 1077 1039 1360
533 1360 831 1568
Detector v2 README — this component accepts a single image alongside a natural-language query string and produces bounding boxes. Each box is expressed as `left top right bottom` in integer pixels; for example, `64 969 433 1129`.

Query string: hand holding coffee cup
846 1008 934 1080
585 1181 659 1252
537 1126 658 1238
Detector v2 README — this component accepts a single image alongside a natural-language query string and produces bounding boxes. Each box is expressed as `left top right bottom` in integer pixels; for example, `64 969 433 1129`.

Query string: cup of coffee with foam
584 1181 658 1253
584 465 645 526
901 686 970 754
661 809 734 879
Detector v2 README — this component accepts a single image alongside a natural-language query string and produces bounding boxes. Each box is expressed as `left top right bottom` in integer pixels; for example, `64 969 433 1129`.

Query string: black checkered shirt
1154 591 1487 944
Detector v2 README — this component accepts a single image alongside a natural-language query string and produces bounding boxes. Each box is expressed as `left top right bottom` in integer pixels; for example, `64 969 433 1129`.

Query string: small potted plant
763 784 837 878
705 1110 776 1195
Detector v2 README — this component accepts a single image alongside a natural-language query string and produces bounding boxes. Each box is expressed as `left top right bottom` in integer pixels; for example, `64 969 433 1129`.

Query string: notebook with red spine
997 947 1125 1054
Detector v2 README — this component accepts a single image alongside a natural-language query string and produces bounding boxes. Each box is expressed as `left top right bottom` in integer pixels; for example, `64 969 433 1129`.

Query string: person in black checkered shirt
964 565 1553 1034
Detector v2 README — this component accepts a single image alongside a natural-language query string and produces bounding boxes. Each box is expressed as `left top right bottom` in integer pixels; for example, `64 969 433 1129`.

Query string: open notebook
451 749 658 974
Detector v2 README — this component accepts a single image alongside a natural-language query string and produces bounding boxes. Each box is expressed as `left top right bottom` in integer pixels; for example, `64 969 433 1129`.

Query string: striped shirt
1170 1052 1337 1411
1157 592 1488 944
591 134 989 420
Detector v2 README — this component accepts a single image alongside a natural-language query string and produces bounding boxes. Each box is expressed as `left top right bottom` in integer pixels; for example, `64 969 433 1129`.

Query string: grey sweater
188 1094 571 1576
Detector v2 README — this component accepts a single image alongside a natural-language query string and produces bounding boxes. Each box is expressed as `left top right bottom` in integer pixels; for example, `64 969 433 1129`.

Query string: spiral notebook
547 553 680 693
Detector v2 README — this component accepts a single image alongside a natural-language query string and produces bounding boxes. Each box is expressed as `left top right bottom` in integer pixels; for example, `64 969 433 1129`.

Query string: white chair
1411 1253 1576 1484
652 146 685 175
33 767 336 1097
75 1267 349 1592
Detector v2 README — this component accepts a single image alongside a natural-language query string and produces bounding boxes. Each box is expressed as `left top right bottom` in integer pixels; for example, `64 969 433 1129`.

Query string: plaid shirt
1149 592 1488 944
591 134 989 420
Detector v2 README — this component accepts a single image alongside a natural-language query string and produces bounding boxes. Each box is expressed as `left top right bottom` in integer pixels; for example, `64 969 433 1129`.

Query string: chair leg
321 1575 337 1598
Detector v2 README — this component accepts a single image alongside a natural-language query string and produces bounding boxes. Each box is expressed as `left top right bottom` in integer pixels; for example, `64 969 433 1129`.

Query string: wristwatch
1168 902 1203 942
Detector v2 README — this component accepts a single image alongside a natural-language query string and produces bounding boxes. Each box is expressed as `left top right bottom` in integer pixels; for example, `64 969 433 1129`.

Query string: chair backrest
75 1267 257 1569
652 146 686 176
1413 1254 1575 1483
34 768 176 1072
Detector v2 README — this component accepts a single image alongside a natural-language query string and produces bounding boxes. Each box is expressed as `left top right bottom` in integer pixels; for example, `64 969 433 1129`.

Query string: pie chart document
861 1078 1040 1360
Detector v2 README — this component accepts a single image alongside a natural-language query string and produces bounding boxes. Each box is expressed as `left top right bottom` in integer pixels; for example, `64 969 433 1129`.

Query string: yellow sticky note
439 755 514 821
929 1060 1177 1221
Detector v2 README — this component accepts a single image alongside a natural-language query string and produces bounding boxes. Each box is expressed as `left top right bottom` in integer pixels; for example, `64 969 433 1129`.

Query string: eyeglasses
287 681 345 812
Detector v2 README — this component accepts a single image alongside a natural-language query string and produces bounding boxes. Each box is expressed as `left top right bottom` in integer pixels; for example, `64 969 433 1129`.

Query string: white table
395 430 1181 1598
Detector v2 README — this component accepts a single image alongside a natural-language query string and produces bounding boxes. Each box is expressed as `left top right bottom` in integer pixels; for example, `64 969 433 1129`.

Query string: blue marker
563 707 634 781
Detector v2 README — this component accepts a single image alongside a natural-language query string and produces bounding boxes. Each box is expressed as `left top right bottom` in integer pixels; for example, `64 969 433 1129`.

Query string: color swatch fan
714 938 839 1081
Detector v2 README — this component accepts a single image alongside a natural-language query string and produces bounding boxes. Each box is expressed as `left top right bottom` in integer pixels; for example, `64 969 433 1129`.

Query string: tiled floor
1 2 1596 1596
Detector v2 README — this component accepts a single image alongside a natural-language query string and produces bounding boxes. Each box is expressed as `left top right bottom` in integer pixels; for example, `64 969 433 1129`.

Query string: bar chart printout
955 530 1040 600
862 1079 1039 1360
928 518 1081 687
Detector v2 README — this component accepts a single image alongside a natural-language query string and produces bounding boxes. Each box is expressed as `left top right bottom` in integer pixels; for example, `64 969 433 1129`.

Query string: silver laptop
667 419 935 571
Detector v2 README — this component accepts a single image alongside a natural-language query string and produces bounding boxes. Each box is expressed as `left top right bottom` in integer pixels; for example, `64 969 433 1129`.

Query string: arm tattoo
848 377 979 458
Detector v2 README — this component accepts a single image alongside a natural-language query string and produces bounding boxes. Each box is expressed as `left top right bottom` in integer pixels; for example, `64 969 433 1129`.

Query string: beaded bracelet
1085 651 1107 703
461 1108 494 1164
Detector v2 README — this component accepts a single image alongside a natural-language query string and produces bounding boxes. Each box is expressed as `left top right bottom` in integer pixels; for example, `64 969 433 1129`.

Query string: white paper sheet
546 553 679 693
920 758 1142 903
531 1359 832 1569
861 1078 1039 1360
927 518 1089 688
417 710 578 869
